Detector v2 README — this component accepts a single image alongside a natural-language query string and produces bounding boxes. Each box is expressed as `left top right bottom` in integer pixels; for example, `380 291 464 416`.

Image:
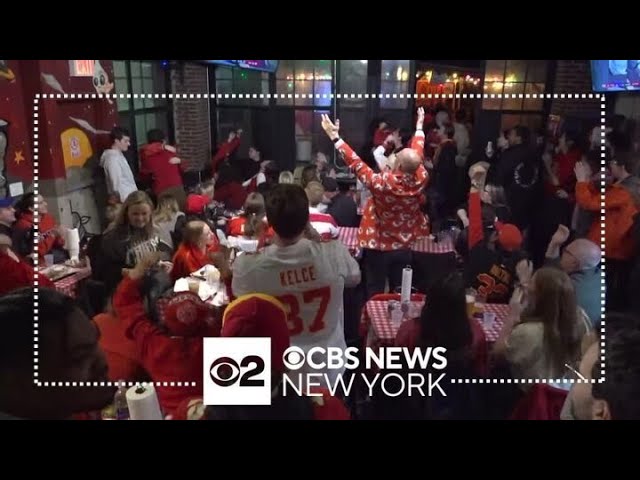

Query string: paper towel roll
126 384 163 420
400 266 412 304
65 228 80 260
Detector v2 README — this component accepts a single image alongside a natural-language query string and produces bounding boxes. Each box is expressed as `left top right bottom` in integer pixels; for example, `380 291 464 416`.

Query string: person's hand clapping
550 224 570 246
574 161 591 183
508 286 526 322
515 259 534 288
123 252 162 280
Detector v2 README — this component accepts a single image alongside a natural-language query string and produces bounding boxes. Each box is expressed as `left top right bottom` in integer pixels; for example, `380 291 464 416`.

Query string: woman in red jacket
13 192 67 262
171 220 220 281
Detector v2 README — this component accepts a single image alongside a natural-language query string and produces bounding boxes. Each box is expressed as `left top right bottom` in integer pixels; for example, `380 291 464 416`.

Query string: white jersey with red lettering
231 238 361 385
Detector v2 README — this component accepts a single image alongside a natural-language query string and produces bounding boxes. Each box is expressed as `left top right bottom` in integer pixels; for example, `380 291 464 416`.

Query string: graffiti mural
0 60 15 82
93 61 114 104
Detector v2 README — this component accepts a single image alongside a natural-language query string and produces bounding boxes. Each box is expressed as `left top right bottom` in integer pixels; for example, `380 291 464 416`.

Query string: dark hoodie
495 143 542 230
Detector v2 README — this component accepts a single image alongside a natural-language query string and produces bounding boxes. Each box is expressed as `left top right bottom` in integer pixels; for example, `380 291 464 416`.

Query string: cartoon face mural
0 61 15 82
93 61 114 103
0 119 7 196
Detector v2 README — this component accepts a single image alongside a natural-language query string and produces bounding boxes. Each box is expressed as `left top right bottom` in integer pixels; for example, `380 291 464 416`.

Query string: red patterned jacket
334 131 429 251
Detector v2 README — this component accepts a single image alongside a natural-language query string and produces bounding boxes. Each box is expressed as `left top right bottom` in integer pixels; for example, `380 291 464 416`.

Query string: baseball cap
221 293 289 373
0 197 15 209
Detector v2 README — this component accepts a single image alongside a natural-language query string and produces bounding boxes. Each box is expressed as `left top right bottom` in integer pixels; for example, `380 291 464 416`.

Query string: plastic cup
465 294 475 318
44 254 54 267
483 311 496 328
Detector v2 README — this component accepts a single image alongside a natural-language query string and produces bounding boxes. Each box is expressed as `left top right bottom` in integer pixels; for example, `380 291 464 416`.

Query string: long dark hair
419 272 472 351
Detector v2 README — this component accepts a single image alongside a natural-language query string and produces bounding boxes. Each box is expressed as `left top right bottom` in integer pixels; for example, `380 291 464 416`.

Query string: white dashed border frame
32 92 606 388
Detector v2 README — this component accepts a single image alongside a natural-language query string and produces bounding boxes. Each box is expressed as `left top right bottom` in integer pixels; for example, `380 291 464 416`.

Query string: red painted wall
0 60 33 186
0 59 119 187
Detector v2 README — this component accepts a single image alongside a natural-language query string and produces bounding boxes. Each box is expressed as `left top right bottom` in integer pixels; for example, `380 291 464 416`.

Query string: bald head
563 238 601 272
396 148 422 175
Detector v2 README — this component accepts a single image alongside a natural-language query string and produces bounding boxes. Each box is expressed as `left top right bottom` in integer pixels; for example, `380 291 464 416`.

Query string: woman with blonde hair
154 194 186 249
278 170 294 184
94 190 172 295
494 266 590 389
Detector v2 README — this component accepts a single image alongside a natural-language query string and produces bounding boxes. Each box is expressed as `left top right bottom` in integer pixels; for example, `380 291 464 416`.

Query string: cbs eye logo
282 346 306 370
209 355 265 387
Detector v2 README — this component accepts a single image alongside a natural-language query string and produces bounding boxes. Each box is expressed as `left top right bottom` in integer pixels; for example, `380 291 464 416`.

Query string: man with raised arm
320 108 428 298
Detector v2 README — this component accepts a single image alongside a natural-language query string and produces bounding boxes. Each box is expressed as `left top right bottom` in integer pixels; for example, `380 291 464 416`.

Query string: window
112 60 171 146
276 60 333 107
380 60 410 109
500 114 543 133
482 60 547 111
338 60 368 107
215 67 269 106
294 110 334 162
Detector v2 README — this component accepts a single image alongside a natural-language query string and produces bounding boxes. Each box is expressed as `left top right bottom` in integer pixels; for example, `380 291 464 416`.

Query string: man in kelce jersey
231 184 361 386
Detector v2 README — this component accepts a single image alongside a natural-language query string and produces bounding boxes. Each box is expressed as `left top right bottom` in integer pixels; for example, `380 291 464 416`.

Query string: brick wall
171 63 211 171
551 60 600 119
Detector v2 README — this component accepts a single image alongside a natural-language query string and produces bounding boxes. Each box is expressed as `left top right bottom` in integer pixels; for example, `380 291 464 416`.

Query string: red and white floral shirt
334 131 430 251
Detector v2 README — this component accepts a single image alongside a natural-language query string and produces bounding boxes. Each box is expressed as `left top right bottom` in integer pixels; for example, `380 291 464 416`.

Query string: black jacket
326 193 359 228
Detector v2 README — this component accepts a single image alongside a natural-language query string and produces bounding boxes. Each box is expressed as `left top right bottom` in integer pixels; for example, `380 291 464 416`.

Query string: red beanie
157 291 221 337
495 222 523 252
221 293 290 373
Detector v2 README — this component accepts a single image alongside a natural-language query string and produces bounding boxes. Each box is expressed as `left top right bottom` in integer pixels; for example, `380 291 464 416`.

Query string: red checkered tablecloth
366 300 424 345
411 236 455 254
50 268 92 299
474 303 510 343
365 300 510 346
337 227 454 255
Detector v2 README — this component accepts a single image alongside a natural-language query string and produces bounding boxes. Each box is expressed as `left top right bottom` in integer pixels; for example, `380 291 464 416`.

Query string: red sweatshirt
211 137 241 174
213 182 248 210
14 212 64 259
94 312 147 382
139 142 183 195
112 276 203 416
0 249 55 295
545 148 581 201
576 180 640 260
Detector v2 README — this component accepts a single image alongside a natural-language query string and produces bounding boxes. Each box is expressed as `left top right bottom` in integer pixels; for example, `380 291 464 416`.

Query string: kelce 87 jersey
231 238 361 384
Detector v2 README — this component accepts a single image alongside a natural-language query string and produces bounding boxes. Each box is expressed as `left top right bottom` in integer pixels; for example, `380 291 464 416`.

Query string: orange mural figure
0 61 15 82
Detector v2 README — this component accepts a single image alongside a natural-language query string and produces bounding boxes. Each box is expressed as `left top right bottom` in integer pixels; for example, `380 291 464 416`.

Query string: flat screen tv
202 60 279 73
591 60 640 92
